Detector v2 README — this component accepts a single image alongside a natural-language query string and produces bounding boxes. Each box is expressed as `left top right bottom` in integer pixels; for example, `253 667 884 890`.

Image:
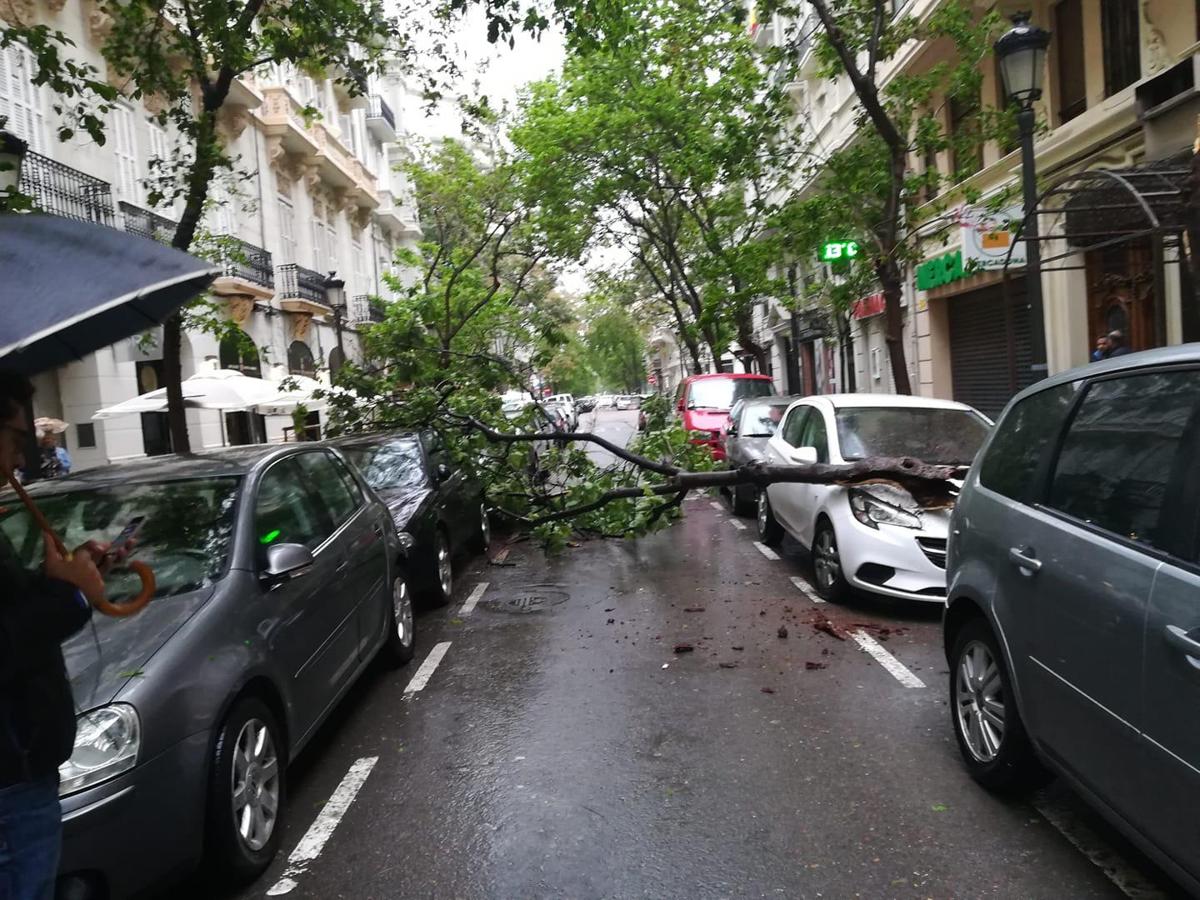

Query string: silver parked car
944 345 1200 894
0 446 415 899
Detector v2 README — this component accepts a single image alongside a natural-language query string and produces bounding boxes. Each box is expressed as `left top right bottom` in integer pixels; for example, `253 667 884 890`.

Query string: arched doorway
288 340 316 378
329 346 346 378
220 331 262 377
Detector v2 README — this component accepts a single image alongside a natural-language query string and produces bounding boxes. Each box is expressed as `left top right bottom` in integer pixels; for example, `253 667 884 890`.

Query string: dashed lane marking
730 519 747 531
789 575 825 603
266 756 379 896
709 501 723 510
459 582 489 616
753 542 780 561
1033 789 1167 899
403 641 452 695
850 630 925 689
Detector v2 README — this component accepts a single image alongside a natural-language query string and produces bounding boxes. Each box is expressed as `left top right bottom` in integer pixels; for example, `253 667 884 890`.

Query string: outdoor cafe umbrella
0 213 218 374
92 368 282 419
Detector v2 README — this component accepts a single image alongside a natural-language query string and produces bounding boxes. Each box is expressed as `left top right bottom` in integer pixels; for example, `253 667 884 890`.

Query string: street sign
819 240 859 262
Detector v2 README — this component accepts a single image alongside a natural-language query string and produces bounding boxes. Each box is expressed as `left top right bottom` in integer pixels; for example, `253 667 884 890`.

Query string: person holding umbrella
0 373 109 900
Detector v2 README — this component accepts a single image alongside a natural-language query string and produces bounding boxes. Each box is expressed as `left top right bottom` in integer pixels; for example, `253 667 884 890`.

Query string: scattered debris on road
719 662 738 669
761 686 776 694
805 661 828 671
673 643 694 653
777 625 789 639
684 606 705 612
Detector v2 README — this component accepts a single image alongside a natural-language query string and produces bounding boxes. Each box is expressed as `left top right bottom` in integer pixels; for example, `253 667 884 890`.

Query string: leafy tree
585 306 645 393
514 0 799 376
763 0 1009 393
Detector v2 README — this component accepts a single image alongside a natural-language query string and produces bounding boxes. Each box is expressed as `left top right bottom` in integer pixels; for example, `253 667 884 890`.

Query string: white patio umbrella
92 369 282 419
255 377 361 416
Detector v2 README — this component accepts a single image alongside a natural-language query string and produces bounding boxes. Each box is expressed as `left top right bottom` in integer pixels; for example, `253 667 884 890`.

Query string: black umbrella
0 213 219 374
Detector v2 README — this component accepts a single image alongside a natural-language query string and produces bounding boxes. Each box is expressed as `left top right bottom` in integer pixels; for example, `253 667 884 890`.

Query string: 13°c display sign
819 240 859 262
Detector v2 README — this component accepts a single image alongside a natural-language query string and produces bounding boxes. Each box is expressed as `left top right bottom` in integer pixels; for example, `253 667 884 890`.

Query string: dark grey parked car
944 345 1200 895
723 396 799 515
0 446 414 899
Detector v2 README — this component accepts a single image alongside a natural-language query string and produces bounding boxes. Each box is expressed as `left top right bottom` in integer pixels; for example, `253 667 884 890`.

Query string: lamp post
995 12 1052 375
324 272 346 382
0 130 28 210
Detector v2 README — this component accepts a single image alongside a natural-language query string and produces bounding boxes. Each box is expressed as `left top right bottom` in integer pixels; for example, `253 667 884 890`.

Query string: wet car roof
6 445 299 497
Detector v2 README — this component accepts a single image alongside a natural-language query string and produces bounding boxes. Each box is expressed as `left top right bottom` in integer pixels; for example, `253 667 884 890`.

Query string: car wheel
206 697 286 884
950 618 1046 792
757 490 784 546
473 502 491 554
732 484 756 517
811 519 849 603
428 529 453 606
381 573 416 667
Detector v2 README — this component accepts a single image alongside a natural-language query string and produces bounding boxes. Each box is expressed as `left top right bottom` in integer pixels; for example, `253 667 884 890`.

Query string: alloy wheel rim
438 537 452 597
757 492 769 534
814 529 840 589
231 718 280 852
480 504 491 549
956 640 1006 763
393 577 413 648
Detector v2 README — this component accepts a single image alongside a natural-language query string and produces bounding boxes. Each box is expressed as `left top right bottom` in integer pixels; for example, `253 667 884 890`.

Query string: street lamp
0 130 28 200
324 272 347 381
995 11 1051 374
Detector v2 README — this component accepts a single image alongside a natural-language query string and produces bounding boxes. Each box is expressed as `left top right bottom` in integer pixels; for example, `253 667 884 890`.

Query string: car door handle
1008 548 1042 574
1165 625 1200 659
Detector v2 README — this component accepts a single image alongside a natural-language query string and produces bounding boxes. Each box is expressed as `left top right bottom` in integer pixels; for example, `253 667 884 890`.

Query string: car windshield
687 378 773 410
835 407 990 465
341 440 425 491
0 476 241 602
739 400 792 437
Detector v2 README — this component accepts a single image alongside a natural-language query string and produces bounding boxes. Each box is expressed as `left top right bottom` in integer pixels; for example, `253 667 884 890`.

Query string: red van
675 373 775 460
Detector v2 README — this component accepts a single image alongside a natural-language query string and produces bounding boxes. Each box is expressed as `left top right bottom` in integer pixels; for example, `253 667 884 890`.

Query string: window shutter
0 45 45 152
111 105 140 203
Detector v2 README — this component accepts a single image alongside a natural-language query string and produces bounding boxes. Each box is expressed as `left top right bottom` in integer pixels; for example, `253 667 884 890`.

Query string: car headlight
848 488 922 530
59 704 140 796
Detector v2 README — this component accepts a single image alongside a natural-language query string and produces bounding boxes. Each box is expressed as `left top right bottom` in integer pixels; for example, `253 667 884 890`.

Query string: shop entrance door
1085 239 1159 351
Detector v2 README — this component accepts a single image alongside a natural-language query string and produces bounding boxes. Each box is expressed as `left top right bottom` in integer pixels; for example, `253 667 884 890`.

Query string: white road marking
709 501 724 510
266 756 380 896
1033 790 1167 899
753 542 780 561
729 519 747 531
850 630 925 689
789 576 825 603
403 641 452 695
459 582 489 616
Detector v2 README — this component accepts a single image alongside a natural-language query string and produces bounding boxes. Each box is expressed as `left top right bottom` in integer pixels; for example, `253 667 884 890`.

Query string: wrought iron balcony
119 201 177 243
351 294 387 325
366 95 396 142
19 150 115 226
276 263 329 308
218 237 274 290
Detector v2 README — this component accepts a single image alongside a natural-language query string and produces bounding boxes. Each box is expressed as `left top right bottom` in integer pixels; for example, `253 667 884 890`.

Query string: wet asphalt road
207 409 1183 900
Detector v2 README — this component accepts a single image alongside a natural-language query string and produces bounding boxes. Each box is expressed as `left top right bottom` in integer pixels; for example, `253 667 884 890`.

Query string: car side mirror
262 542 314 584
790 446 819 465
727 422 738 437
436 463 451 483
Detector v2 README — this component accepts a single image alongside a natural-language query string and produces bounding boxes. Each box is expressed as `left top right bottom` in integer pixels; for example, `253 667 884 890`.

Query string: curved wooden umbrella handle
89 560 156 618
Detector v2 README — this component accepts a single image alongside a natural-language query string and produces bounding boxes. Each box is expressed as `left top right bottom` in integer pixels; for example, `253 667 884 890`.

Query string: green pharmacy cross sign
820 240 859 262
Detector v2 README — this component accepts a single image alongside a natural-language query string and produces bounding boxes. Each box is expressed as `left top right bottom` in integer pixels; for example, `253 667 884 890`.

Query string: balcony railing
351 294 387 325
119 201 177 243
219 237 274 290
368 95 395 131
276 263 328 304
19 150 115 226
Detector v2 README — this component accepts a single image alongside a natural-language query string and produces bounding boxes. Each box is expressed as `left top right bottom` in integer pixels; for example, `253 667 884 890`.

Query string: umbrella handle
4 471 157 618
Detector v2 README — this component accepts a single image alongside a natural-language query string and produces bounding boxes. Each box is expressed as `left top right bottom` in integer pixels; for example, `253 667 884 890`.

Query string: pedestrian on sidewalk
0 372 109 900
37 431 71 479
1107 329 1133 358
1090 334 1111 362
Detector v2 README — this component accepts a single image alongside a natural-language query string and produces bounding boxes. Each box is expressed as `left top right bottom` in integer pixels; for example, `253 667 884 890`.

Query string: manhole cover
484 587 569 613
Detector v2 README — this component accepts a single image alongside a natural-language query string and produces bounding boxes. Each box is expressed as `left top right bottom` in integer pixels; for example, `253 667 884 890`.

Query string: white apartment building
751 1 1200 419
1 0 422 468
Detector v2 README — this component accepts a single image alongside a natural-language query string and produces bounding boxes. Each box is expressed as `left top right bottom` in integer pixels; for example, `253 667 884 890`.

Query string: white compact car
757 394 990 603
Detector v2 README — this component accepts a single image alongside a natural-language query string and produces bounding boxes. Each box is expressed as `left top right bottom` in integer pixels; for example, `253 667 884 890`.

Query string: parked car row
711 346 1200 895
0 431 491 900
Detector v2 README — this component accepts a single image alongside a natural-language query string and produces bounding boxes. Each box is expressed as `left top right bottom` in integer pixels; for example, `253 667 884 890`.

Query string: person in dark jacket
0 372 107 900
1107 329 1133 358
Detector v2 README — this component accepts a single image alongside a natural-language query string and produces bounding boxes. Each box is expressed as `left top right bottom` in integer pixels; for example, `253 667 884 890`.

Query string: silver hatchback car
944 345 1200 894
